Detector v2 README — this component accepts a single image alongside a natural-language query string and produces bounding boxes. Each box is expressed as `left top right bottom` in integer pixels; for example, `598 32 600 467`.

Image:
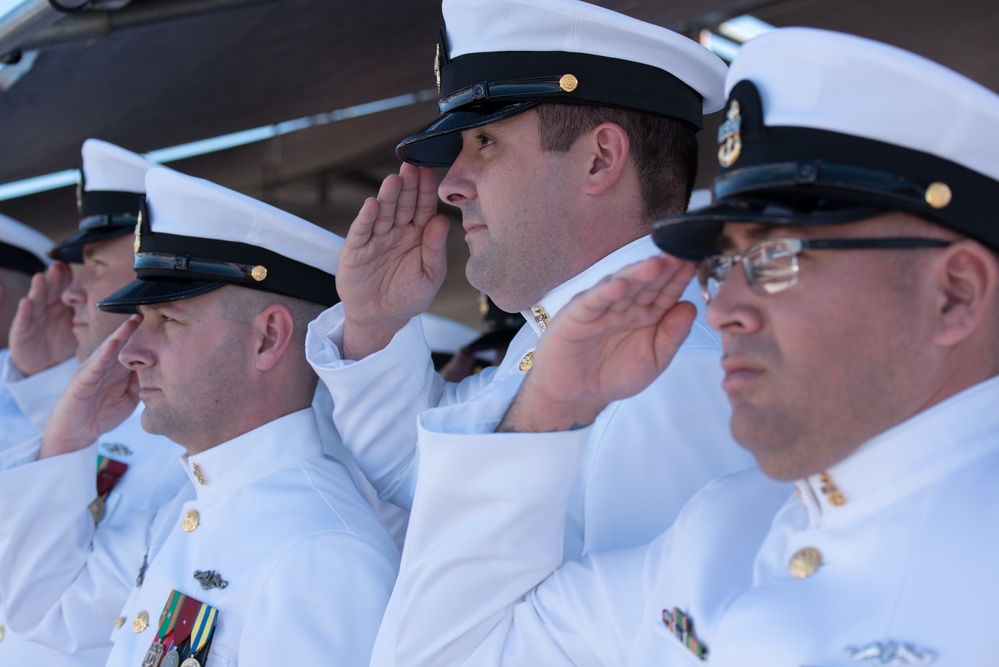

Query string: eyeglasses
697 236 953 304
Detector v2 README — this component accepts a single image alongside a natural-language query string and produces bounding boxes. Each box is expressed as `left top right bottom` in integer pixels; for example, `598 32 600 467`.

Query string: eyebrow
717 223 809 252
139 302 188 317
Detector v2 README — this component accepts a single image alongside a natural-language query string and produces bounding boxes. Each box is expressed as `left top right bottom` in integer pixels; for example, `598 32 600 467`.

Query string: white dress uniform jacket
1 353 76 437
307 236 754 559
0 356 185 666
104 408 399 667
376 376 999 666
0 353 95 665
0 349 43 450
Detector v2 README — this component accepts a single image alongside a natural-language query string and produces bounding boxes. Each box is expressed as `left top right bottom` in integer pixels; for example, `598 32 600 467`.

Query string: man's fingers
46 262 73 302
412 167 441 227
655 301 697 363
93 315 141 369
343 197 382 249
371 174 404 235
393 162 421 227
419 215 451 280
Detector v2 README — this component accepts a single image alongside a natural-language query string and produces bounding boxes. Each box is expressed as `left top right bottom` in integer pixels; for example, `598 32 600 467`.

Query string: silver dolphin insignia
844 641 935 665
193 569 229 590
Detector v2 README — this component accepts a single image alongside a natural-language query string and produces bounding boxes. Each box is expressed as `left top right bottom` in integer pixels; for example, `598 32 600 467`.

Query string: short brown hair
535 103 699 224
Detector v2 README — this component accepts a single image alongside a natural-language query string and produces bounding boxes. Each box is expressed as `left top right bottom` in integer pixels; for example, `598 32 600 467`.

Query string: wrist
342 315 410 360
497 381 604 434
39 431 95 459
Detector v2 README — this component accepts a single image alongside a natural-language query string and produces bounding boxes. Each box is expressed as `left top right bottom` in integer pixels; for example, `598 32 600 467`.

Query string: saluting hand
499 255 697 433
9 262 77 376
339 162 451 360
40 316 140 459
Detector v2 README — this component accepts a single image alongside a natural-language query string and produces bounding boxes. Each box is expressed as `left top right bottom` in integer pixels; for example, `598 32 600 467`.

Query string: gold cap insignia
559 74 578 93
251 265 268 282
75 178 84 214
717 100 743 168
434 43 442 94
133 211 143 255
925 181 952 209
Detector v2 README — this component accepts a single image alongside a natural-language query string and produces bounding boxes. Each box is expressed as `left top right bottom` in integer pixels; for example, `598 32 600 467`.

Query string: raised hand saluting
40 315 140 459
339 162 451 360
9 262 76 376
499 255 697 433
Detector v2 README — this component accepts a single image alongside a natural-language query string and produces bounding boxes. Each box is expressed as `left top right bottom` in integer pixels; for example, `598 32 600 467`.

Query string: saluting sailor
12 167 399 667
0 140 187 666
375 28 999 665
306 0 753 571
0 213 52 449
0 212 60 664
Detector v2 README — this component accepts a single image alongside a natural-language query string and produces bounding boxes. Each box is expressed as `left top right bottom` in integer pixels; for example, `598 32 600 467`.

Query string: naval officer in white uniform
6 167 399 667
373 28 999 666
0 213 51 448
306 0 753 565
0 140 187 666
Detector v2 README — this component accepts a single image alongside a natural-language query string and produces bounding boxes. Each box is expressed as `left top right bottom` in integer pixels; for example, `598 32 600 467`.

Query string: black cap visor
48 224 135 263
653 194 886 261
396 101 539 167
98 278 225 314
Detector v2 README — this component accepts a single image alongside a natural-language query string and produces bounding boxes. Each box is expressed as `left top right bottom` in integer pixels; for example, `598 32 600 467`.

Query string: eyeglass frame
697 236 953 304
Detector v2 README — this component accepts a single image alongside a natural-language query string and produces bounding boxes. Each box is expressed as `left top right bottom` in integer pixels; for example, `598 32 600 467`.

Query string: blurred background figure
0 212 51 449
438 294 521 382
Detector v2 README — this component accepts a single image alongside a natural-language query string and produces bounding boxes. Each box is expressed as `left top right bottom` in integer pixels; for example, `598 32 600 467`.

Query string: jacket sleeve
305 304 491 510
0 442 146 652
371 399 657 666
2 355 78 433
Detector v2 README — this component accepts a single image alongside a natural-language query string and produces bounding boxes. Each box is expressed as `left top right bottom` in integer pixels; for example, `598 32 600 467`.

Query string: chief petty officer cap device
98 167 343 313
396 0 729 168
0 212 53 276
652 28 999 260
49 138 157 263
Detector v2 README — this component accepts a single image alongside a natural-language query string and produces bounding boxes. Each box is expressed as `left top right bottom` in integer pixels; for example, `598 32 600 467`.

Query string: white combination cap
50 138 159 263
0 212 52 275
654 28 999 259
98 167 343 313
397 0 728 167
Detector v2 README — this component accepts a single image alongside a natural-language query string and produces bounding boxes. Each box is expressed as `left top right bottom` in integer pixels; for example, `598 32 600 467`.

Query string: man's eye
476 134 495 148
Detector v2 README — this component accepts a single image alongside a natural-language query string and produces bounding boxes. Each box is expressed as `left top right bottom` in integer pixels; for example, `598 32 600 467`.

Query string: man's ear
932 240 999 348
252 303 296 371
583 122 630 196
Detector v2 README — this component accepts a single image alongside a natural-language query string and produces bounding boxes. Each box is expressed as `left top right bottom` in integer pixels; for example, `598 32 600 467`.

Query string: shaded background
1 0 996 326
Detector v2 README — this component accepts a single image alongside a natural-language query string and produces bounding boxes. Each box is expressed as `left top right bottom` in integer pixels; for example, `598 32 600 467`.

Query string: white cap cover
99 168 343 312
397 0 727 167
0 212 52 275
51 139 159 262
654 28 999 259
